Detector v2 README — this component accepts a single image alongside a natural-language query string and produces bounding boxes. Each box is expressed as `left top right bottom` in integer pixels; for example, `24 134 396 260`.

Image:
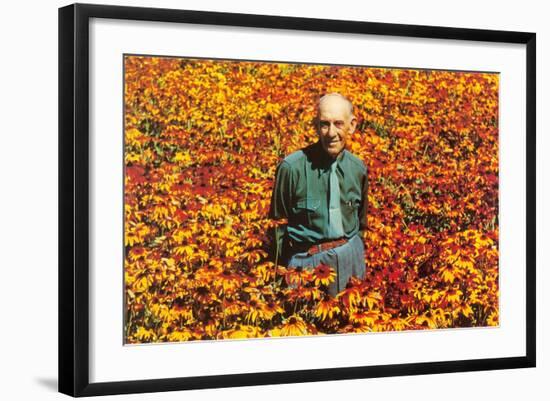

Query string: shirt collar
314 141 347 178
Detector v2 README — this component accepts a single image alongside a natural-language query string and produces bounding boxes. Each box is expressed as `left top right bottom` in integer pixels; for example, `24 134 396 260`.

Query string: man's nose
328 122 337 136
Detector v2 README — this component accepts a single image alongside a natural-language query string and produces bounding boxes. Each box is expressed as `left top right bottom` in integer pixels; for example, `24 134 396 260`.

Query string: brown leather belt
306 238 348 256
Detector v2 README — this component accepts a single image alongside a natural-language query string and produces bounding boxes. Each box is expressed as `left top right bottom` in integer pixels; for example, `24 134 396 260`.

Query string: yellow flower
487 310 499 326
279 316 310 337
454 253 474 270
456 302 473 318
167 329 194 342
315 297 341 321
342 321 371 333
312 264 336 286
262 301 284 320
361 291 382 310
440 264 460 283
220 325 262 339
445 288 463 303
388 316 411 331
135 326 157 342
415 312 437 329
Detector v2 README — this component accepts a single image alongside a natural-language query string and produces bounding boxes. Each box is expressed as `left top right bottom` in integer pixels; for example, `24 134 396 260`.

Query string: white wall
0 0 546 399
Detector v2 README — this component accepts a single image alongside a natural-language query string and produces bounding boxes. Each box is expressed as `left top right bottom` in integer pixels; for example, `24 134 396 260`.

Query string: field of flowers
124 56 499 343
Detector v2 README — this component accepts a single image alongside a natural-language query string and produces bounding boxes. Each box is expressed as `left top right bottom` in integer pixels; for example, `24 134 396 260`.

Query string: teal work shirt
269 141 368 250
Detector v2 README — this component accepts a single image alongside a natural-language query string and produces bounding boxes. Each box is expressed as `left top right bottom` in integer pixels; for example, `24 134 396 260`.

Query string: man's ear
349 116 357 134
312 116 320 130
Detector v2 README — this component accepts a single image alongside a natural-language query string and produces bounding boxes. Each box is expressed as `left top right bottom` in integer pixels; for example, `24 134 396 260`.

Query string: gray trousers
287 234 366 297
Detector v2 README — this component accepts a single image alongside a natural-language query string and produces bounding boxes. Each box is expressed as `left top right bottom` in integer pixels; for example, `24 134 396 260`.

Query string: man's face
317 97 357 158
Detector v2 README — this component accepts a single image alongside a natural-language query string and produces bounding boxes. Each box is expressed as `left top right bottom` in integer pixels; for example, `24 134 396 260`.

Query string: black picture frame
58 3 536 397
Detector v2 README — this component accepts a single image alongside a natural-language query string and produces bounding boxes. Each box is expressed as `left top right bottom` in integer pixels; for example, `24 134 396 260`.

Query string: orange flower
262 301 284 320
222 299 244 317
300 285 324 302
215 269 243 293
349 310 378 326
195 261 222 281
284 285 310 302
312 264 336 286
284 267 312 287
338 284 362 309
452 302 473 319
315 296 341 321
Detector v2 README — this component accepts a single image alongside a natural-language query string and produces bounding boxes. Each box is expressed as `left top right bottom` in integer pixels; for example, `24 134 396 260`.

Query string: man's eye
320 121 330 128
334 121 344 129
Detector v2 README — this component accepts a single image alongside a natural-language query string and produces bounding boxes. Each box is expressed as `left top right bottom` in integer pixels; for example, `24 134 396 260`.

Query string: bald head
318 93 354 118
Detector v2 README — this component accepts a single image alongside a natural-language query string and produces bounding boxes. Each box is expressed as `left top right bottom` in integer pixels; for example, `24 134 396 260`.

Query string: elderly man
269 93 368 297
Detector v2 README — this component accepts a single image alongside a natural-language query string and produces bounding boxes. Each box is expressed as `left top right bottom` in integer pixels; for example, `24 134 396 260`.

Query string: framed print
58 3 536 397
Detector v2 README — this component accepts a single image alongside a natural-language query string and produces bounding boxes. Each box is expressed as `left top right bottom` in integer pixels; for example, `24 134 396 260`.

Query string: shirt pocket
341 194 360 233
293 197 321 213
292 197 320 226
